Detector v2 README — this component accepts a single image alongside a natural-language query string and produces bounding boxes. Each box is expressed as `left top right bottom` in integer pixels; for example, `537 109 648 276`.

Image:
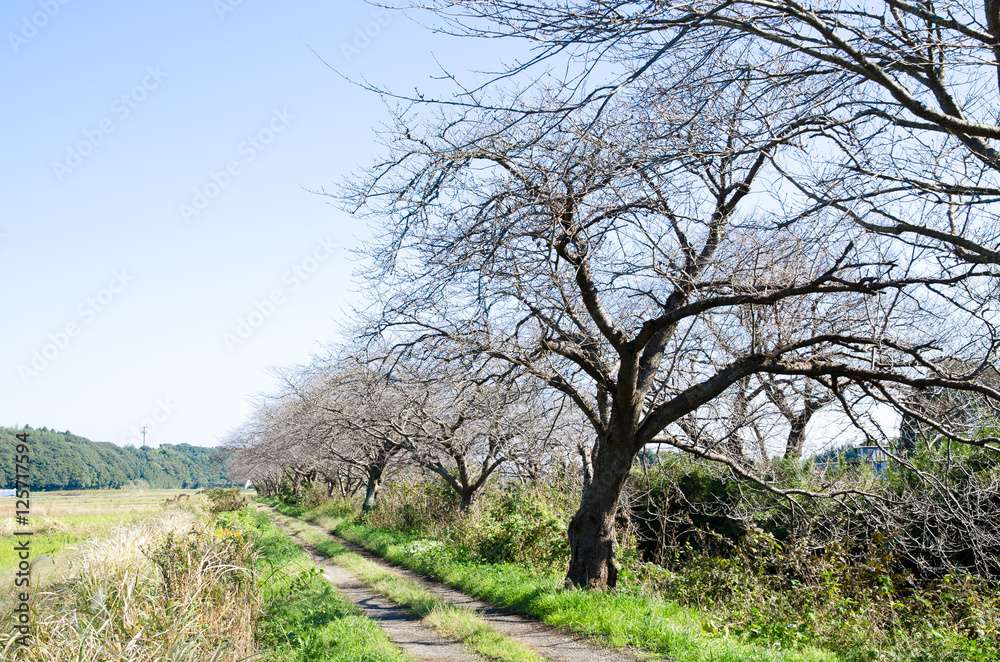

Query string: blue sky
0 1 513 448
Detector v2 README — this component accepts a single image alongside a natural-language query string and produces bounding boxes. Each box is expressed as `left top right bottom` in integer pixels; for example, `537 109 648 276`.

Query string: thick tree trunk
783 415 807 460
361 466 383 512
459 490 475 511
566 438 634 589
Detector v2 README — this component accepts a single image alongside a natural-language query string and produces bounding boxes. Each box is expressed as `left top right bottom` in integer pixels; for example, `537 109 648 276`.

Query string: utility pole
140 425 148 451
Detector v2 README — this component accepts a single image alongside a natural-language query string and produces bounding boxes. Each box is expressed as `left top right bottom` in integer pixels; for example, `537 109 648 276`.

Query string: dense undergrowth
1 505 259 660
264 454 1000 662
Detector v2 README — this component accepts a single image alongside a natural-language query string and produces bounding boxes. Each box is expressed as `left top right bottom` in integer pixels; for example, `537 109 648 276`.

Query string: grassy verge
262 498 838 662
271 509 548 662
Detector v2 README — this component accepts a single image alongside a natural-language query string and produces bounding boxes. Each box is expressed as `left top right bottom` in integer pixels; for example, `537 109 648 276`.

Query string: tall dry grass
0 510 261 661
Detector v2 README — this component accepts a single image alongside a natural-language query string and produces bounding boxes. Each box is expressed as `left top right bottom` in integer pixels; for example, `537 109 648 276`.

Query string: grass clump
0 509 258 661
205 487 247 514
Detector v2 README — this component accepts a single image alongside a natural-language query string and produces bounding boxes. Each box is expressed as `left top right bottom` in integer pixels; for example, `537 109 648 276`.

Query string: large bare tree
342 25 994 589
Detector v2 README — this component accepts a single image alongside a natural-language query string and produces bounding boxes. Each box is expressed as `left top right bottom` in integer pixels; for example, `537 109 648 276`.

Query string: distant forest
0 426 233 491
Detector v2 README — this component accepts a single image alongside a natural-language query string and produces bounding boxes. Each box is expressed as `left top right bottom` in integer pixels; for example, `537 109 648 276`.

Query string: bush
311 497 360 519
623 457 748 568
450 489 569 571
207 487 247 514
619 456 1000 660
361 479 463 535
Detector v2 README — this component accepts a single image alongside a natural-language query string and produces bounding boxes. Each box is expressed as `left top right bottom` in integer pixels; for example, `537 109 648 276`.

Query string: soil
263 506 657 662
273 513 485 661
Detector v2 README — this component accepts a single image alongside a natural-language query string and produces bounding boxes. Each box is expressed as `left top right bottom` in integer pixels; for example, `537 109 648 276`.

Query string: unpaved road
321 562 483 662
264 506 653 662
275 515 484 661
330 532 649 662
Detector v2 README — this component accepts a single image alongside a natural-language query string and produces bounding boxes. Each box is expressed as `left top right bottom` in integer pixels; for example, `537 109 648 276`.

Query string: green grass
250 509 411 662
261 498 839 662
272 510 547 662
0 489 188 573
0 531 87 570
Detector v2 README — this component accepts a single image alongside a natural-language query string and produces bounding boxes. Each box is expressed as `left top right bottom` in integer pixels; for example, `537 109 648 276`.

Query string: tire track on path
265 507 484 662
266 507 654 662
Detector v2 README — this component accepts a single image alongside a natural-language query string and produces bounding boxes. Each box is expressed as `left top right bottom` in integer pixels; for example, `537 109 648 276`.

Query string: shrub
362 479 463 535
207 487 247 514
450 489 569 571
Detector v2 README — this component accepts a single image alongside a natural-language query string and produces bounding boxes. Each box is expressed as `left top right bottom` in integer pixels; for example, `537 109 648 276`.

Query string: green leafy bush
450 490 569 571
207 487 247 514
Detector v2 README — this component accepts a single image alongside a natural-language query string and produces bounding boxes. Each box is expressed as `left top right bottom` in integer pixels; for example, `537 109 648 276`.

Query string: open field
0 489 197 573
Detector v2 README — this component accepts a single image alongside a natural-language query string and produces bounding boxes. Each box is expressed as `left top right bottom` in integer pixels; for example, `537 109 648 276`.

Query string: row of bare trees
223 343 580 512
328 0 1000 589
229 0 1000 590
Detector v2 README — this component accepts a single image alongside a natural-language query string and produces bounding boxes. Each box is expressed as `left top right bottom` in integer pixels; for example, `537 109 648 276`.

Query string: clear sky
0 1 512 448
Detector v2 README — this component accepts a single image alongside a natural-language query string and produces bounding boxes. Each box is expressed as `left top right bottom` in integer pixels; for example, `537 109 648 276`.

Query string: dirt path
266 509 484 661
266 507 652 662
320 562 483 662
330 532 649 662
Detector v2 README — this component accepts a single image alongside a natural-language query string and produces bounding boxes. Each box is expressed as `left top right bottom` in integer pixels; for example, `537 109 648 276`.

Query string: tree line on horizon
0 426 232 491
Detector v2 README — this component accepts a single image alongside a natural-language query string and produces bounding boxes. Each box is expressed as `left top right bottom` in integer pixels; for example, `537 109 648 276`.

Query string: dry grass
0 490 201 575
0 507 261 661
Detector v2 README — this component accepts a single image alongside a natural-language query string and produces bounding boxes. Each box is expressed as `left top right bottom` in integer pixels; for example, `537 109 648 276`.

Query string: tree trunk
783 415 808 460
362 467 383 512
459 489 475 511
566 437 634 589
578 442 593 490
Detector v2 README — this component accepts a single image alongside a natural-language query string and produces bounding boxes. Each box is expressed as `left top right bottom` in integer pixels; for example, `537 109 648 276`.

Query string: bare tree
401 0 1000 274
275 353 406 512
359 352 562 510
340 24 998 590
